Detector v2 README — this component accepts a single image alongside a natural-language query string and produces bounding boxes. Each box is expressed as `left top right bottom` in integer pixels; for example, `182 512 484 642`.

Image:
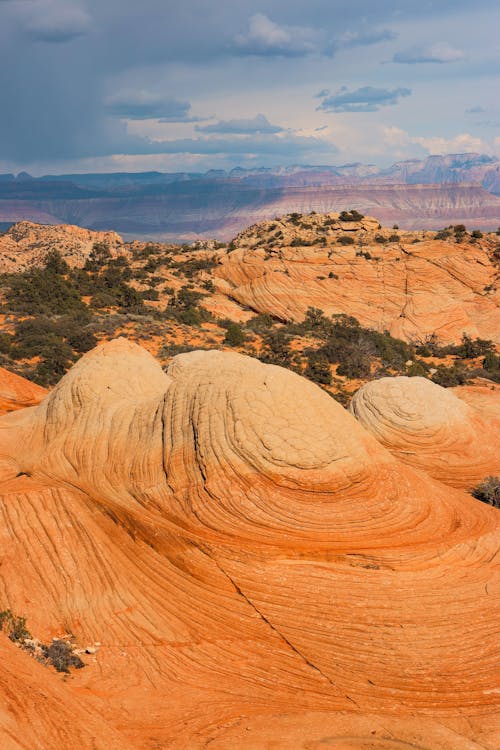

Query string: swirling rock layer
215 216 500 344
350 376 500 488
0 340 498 749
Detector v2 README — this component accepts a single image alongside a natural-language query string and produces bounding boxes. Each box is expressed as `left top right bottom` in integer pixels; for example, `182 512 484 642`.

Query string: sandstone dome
350 375 500 488
0 341 499 749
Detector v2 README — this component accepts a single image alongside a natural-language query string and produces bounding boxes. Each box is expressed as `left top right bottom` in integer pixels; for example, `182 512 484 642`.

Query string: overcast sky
0 0 499 175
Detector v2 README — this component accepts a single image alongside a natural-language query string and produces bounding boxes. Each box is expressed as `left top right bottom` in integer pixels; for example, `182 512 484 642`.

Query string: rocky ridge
0 221 122 273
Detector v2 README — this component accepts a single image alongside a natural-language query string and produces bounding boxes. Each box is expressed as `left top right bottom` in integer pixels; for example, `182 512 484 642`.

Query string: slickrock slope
215 212 500 344
0 340 499 749
0 366 46 414
350 376 500 488
0 220 123 272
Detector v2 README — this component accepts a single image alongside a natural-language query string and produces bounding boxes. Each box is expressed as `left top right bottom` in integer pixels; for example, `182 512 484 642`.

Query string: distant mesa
1 152 500 241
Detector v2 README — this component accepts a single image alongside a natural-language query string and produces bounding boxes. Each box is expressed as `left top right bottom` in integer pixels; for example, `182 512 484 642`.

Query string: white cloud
383 127 492 155
233 13 321 57
392 42 465 64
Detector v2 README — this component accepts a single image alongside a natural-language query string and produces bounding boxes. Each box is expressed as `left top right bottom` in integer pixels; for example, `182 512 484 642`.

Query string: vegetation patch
0 608 85 674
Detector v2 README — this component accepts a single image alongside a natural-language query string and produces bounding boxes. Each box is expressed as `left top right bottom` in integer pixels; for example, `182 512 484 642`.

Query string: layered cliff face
0 341 498 749
214 212 500 344
0 220 123 272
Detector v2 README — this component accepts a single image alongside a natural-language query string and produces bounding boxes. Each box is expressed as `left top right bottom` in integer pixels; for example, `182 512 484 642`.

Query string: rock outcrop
0 366 46 414
0 221 123 272
0 341 499 749
350 376 500 488
214 212 500 344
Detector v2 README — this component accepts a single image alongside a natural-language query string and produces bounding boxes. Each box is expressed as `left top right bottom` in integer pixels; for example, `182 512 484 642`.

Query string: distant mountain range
0 153 499 240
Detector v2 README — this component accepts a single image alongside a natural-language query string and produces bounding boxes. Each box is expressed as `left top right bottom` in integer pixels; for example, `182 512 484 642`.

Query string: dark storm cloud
317 85 412 113
131 132 334 158
105 92 196 122
8 0 91 43
0 0 497 167
195 115 283 135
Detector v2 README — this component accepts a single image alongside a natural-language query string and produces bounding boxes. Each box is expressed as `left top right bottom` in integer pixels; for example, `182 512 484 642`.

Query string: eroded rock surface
0 341 498 749
0 221 123 272
214 213 500 344
350 376 500 488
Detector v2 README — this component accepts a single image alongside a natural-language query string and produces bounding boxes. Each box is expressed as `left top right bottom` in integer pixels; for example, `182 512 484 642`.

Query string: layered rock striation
0 341 498 748
350 376 500 488
215 213 500 344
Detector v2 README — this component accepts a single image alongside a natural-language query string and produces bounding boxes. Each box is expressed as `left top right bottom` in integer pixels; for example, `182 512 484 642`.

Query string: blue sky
0 0 499 174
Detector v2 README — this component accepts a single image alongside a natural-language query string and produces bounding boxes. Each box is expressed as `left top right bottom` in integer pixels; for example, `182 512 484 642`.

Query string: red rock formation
0 221 123 273
0 341 498 748
214 213 500 344
0 366 46 414
350 375 500 488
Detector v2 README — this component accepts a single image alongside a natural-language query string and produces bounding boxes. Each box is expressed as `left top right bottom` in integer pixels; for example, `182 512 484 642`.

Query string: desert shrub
84 241 111 271
435 229 451 240
328 271 338 279
374 234 388 244
481 351 500 382
356 250 372 259
245 313 277 333
66 328 97 353
451 334 494 359
31 340 75 386
304 352 331 385
388 234 399 242
43 249 69 275
431 363 470 387
0 332 12 353
141 288 160 301
337 235 355 245
339 209 364 222
223 322 245 347
166 285 210 326
0 609 31 642
415 334 450 358
90 291 117 308
171 257 218 277
471 476 500 508
157 342 197 360
406 360 429 377
3 267 85 316
41 640 84 673
259 329 294 367
337 350 371 378
471 229 483 239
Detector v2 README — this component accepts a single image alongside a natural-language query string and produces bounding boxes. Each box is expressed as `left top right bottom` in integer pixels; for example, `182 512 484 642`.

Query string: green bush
431 363 470 387
3 267 85 316
223 322 245 347
339 209 364 222
0 609 31 642
481 351 500 382
337 235 355 245
304 352 331 384
337 350 371 378
41 640 84 673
